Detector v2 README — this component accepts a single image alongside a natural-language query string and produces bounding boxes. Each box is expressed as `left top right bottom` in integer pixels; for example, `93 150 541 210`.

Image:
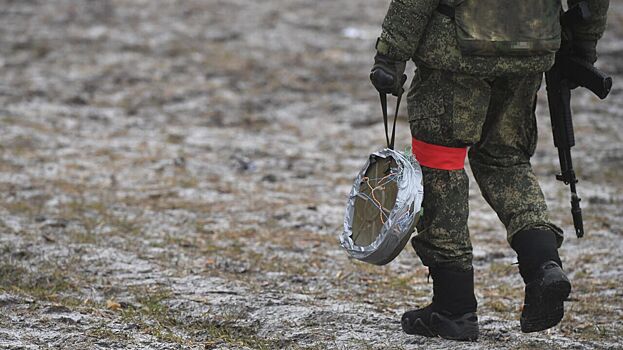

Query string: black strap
380 91 402 150
437 4 455 19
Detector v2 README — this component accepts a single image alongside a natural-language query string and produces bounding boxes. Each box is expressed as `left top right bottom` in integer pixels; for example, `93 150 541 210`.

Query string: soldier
370 0 609 341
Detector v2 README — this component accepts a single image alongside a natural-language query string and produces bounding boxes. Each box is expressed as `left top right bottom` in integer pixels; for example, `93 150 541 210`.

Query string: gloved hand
571 40 598 64
370 52 407 96
561 31 598 65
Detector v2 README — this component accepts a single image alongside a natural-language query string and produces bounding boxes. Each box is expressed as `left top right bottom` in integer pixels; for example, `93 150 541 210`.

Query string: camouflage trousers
408 66 563 272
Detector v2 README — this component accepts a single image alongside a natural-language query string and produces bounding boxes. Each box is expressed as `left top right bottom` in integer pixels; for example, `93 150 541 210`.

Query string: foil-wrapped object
340 148 424 265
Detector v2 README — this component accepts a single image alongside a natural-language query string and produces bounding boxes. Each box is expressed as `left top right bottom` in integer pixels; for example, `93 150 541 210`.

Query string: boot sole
431 312 479 341
402 313 479 341
521 278 571 333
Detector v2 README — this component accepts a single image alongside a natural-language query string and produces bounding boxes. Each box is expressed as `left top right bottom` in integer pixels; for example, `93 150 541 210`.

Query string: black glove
370 52 407 96
561 30 598 65
571 40 598 64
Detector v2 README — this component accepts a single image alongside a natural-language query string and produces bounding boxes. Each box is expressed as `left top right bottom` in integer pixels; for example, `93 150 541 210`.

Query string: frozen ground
0 0 622 349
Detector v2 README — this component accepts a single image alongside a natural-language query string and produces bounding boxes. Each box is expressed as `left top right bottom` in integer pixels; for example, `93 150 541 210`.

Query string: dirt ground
0 0 622 349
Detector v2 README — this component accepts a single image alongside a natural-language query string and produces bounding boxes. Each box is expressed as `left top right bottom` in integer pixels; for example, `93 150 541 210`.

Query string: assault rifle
545 3 613 238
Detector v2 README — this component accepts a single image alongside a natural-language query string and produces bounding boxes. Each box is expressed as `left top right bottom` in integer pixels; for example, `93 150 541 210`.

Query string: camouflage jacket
377 0 610 76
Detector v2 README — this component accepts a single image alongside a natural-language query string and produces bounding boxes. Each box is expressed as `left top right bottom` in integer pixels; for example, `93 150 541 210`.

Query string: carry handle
379 91 403 150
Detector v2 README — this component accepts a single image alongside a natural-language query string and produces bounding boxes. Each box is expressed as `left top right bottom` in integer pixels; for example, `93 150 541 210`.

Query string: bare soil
0 0 622 349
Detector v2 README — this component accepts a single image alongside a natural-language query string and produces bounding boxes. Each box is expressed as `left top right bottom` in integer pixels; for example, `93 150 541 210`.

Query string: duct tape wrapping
340 148 424 265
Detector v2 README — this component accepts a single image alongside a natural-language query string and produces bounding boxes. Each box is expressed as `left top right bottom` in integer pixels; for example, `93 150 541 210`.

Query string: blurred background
0 0 621 348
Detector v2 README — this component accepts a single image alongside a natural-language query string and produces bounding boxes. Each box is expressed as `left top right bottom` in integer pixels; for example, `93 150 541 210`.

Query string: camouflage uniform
377 0 610 271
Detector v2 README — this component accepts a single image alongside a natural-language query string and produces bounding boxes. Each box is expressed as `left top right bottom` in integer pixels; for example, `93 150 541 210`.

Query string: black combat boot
401 267 479 341
512 229 571 333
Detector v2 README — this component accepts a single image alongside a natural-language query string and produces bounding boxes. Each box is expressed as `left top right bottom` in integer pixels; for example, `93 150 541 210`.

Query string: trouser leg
411 167 473 271
407 67 491 271
467 73 563 245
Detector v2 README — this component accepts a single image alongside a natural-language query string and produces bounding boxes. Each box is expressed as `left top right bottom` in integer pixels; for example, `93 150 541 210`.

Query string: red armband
412 137 467 170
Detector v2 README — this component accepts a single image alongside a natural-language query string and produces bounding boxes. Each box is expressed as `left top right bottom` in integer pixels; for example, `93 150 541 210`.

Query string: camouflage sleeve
566 0 610 41
377 0 440 61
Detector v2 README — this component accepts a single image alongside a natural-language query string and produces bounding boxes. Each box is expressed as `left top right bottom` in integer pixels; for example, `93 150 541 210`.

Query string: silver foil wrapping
340 148 424 265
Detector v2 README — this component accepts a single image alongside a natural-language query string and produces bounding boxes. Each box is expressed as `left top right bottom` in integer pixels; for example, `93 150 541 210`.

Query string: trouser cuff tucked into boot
511 228 561 283
401 266 478 341
430 267 478 316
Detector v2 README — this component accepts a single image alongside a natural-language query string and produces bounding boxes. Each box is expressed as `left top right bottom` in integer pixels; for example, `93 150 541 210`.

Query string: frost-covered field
0 1 622 349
